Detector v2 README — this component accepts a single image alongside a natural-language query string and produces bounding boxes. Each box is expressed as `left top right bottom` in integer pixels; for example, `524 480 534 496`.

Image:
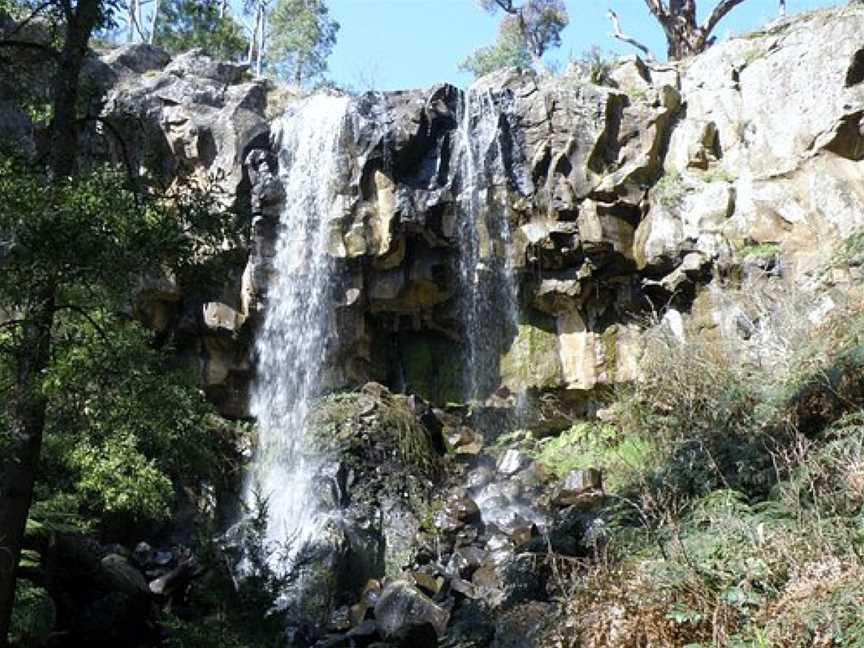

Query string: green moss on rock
500 320 562 391
307 385 441 478
398 333 464 405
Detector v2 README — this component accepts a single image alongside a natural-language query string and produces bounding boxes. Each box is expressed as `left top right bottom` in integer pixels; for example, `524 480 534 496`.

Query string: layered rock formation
80 4 863 427
1 2 860 645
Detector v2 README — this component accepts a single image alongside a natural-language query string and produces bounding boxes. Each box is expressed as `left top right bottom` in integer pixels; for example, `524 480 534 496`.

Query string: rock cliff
73 3 864 427
11 4 859 644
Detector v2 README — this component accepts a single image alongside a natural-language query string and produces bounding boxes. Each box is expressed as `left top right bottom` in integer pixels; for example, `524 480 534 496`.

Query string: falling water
455 87 522 404
243 94 351 571
456 88 540 534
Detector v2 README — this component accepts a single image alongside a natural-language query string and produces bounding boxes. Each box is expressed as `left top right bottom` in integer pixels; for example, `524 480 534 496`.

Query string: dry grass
543 280 864 647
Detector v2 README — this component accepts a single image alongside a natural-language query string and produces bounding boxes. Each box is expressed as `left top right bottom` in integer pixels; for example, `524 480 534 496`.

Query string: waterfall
456 88 540 534
243 94 351 571
455 87 522 404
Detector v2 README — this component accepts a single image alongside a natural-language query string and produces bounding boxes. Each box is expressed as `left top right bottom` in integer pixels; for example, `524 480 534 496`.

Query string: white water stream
455 87 523 404
243 87 529 574
243 95 351 570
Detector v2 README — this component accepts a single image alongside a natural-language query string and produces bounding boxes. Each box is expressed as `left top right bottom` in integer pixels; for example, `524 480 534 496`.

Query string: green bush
9 582 55 647
554 296 864 645
529 422 654 490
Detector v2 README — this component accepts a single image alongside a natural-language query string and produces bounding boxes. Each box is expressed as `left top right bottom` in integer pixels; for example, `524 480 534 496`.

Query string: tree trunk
255 6 265 77
247 3 259 67
148 0 160 45
293 55 303 86
0 290 55 645
0 0 99 642
49 0 100 178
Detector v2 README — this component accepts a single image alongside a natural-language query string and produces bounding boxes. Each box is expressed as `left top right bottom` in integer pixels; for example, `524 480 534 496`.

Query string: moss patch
500 319 562 391
398 333 464 405
308 385 441 478
653 170 686 208
739 242 781 260
529 422 654 490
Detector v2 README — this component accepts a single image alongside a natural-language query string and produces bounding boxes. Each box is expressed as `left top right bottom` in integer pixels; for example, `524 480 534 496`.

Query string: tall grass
550 278 864 646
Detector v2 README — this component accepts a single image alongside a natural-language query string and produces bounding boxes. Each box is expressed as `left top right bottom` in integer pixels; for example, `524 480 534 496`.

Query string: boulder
373 580 450 641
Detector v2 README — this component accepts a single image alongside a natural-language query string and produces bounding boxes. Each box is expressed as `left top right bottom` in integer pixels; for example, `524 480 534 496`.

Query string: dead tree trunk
612 0 749 60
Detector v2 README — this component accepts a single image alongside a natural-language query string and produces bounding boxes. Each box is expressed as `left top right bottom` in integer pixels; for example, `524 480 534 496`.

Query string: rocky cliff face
5 3 862 645
80 3 864 426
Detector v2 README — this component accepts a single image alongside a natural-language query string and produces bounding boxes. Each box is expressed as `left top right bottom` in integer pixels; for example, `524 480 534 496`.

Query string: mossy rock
307 385 442 478
500 320 562 391
398 333 464 405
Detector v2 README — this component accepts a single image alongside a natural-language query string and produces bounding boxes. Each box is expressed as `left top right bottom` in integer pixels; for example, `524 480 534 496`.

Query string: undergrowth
551 293 864 646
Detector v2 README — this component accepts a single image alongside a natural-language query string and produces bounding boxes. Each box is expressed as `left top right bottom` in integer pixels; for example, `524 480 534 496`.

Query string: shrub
529 422 654 491
9 582 55 647
652 170 686 208
553 285 864 645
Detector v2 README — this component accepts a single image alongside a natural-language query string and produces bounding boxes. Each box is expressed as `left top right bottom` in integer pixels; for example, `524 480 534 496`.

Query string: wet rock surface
10 5 862 645
284 384 609 647
56 3 861 423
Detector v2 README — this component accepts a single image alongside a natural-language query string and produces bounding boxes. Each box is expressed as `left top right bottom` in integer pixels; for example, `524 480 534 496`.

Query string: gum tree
609 0 787 61
464 0 568 75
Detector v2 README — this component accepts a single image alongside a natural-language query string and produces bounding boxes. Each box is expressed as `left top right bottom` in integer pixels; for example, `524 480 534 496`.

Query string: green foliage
0 161 239 310
458 18 532 78
701 166 737 183
161 494 286 648
0 160 245 553
69 433 174 521
529 422 654 490
827 228 864 269
652 170 686 208
267 0 339 85
567 46 614 85
462 0 568 77
739 242 780 260
9 582 55 647
0 160 241 530
556 297 864 645
154 0 247 60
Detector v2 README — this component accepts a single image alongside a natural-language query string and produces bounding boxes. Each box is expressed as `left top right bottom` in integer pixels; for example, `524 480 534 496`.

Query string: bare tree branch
702 0 748 41
608 10 657 61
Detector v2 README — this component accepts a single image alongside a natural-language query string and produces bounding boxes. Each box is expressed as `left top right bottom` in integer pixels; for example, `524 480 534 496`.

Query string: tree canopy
459 18 531 78
266 0 339 85
462 0 568 77
0 1 242 640
153 0 246 60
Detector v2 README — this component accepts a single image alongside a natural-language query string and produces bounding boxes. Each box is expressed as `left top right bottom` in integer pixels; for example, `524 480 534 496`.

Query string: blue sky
324 0 843 90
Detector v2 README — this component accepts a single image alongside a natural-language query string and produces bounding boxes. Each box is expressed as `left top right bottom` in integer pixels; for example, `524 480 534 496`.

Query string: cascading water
455 87 522 404
243 94 351 572
456 87 545 534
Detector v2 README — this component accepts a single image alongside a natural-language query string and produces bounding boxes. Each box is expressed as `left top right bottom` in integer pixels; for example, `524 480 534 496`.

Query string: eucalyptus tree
243 0 338 83
479 0 567 71
153 0 246 60
609 0 789 60
0 3 108 638
459 17 532 78
267 0 338 85
0 0 234 641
